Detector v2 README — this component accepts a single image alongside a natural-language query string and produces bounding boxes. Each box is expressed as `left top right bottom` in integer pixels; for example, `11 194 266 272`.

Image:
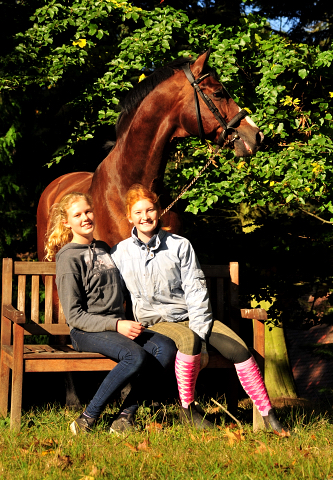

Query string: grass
1 398 333 480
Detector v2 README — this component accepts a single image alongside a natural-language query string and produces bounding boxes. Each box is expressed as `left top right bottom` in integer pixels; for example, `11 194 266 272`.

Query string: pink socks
234 356 271 416
175 351 201 408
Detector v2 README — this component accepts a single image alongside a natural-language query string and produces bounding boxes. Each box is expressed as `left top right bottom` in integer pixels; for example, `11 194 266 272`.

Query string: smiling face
128 198 160 243
64 199 95 244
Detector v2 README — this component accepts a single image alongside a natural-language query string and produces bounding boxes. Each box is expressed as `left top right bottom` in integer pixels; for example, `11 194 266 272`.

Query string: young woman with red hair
111 184 289 433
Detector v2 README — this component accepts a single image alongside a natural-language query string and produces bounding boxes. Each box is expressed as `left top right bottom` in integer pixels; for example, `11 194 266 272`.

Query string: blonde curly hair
44 192 93 261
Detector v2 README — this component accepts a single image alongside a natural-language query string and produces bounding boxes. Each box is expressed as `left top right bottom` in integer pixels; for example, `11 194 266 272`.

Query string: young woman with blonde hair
45 191 177 434
111 184 289 432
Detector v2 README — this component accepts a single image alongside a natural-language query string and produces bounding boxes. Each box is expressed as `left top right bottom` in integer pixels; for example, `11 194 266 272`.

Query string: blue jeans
70 327 176 418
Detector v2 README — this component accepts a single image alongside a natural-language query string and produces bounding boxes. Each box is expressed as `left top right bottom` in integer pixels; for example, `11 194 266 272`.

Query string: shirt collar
131 227 166 250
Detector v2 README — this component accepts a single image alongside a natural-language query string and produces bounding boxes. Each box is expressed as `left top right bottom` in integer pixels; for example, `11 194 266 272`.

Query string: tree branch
297 207 333 224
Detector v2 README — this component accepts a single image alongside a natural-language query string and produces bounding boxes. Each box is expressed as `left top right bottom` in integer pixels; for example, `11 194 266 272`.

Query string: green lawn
1 399 333 479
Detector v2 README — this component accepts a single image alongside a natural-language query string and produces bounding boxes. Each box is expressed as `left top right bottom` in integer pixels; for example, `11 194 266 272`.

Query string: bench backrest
1 259 240 337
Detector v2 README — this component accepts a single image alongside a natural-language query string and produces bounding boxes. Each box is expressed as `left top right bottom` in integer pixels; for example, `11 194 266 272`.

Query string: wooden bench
0 258 266 431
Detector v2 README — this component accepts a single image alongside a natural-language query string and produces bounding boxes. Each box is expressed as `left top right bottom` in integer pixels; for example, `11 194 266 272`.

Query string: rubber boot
179 402 214 430
263 409 290 434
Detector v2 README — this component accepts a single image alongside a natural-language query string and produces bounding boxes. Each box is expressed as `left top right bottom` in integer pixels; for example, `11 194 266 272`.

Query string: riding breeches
148 319 251 364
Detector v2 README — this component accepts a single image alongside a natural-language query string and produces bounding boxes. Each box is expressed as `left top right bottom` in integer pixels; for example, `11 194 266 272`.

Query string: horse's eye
213 90 224 99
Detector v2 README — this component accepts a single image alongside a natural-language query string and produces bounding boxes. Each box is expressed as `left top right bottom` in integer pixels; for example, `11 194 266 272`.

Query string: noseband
182 63 248 148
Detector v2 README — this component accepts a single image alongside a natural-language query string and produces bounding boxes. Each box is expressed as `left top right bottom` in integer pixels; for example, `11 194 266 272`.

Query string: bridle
182 63 249 150
161 64 250 217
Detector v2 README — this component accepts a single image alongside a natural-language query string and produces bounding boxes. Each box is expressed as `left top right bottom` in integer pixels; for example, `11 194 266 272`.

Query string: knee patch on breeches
208 331 251 364
148 322 201 355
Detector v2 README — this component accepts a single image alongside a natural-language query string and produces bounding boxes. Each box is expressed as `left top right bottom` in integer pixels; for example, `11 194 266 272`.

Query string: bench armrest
3 305 26 324
240 308 267 321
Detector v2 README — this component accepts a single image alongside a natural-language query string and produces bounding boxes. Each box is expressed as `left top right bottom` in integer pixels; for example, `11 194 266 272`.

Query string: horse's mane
118 55 218 121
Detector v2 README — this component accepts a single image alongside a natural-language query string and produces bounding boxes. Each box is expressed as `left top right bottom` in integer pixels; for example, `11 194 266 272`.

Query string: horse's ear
191 48 212 78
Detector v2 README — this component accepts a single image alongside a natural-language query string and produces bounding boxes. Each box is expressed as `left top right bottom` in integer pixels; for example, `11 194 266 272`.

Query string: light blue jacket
110 228 213 341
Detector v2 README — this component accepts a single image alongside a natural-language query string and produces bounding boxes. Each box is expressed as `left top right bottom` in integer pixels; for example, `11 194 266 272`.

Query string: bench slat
17 275 26 313
45 276 53 324
25 358 118 372
3 344 113 360
31 275 40 323
14 262 56 275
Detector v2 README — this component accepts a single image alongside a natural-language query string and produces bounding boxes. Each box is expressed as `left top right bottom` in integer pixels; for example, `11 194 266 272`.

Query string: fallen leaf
90 465 99 476
273 428 291 437
203 435 219 442
228 423 238 429
137 439 150 451
145 422 162 432
224 427 245 445
190 433 197 441
311 435 316 440
41 450 55 456
254 440 274 455
124 442 138 452
206 406 220 414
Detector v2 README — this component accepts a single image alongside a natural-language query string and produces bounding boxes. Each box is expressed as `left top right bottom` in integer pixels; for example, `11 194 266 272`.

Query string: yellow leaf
138 74 146 82
237 161 246 170
269 181 275 186
73 39 87 48
282 95 293 106
329 92 333 98
41 450 54 456
224 427 245 445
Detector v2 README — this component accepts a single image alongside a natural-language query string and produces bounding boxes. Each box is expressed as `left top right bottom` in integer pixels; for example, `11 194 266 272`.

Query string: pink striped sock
175 351 201 408
234 356 271 416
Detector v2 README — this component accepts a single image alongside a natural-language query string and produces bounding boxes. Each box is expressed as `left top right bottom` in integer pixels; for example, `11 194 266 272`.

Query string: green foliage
164 20 333 224
2 5 333 222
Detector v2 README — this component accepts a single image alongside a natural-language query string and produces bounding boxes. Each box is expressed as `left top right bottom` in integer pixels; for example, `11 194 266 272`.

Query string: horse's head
171 49 264 157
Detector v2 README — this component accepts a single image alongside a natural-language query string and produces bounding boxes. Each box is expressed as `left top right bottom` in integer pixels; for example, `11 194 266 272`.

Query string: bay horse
37 49 263 259
36 49 263 407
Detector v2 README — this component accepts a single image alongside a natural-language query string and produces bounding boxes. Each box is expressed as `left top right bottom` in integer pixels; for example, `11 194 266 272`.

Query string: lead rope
161 142 221 217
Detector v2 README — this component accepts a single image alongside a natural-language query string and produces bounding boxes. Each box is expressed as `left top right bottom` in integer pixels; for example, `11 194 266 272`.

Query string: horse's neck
115 110 174 186
89 83 182 244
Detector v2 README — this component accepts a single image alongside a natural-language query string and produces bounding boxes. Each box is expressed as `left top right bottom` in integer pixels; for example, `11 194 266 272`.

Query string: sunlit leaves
1 2 333 221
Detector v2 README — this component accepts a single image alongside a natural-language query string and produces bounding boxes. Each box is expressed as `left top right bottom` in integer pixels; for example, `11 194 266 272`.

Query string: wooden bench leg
253 405 265 431
0 352 10 418
10 323 24 431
